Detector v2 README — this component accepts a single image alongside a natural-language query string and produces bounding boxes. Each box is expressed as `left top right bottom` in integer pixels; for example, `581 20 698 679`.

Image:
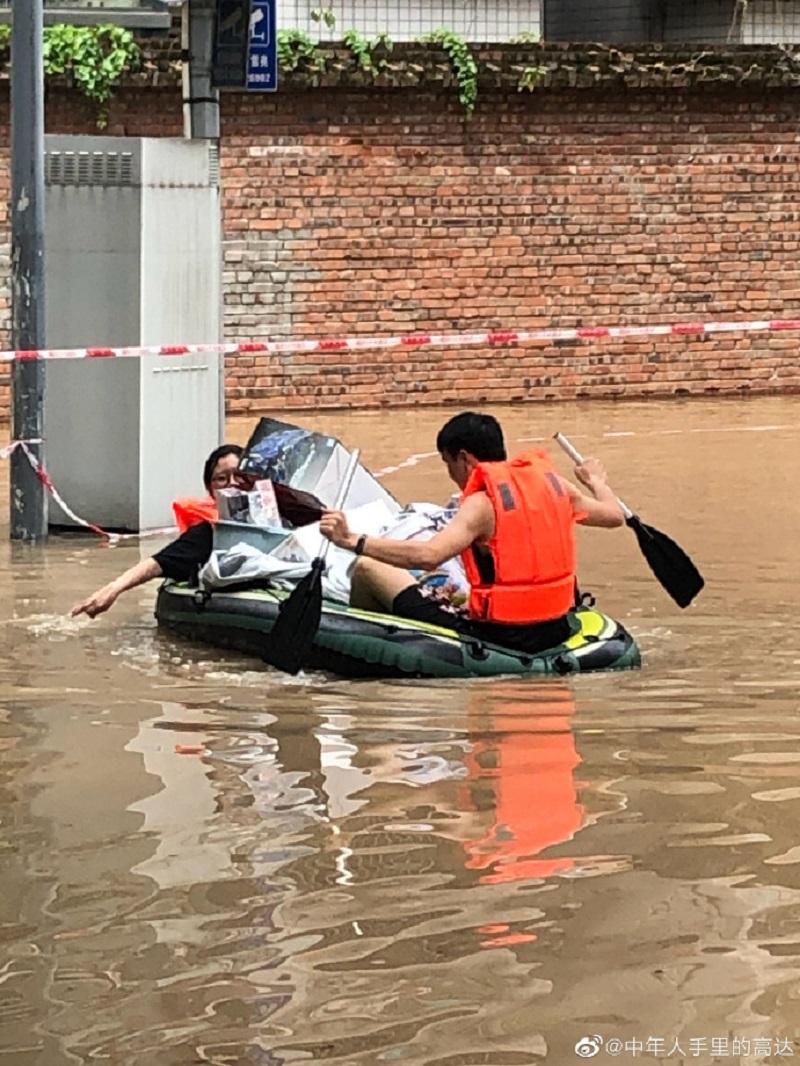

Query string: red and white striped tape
2 316 800 363
1 440 176 541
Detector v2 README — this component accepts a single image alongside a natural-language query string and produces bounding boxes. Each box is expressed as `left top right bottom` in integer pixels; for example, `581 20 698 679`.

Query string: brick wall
220 83 800 413
3 48 800 422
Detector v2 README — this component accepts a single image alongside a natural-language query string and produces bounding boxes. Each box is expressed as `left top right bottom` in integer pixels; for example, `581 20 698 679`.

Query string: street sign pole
10 0 47 541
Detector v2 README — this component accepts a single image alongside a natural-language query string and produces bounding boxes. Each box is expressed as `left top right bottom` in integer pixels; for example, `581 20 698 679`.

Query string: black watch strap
354 534 367 556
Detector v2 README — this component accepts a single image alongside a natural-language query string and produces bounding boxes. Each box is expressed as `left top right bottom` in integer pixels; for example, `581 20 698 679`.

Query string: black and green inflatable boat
155 580 640 679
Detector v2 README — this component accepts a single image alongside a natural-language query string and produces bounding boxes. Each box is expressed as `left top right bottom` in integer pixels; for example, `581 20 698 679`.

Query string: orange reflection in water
461 682 583 887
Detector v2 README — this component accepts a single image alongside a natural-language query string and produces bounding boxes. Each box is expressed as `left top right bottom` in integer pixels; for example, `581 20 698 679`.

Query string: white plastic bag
199 542 308 592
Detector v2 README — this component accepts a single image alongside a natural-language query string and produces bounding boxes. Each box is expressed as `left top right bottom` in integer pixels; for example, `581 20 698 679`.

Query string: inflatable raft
155 580 640 679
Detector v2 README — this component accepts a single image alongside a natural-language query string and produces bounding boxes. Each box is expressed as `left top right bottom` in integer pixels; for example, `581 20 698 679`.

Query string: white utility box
42 135 223 531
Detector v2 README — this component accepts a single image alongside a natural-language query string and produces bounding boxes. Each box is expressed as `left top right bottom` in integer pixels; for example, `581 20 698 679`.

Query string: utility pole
183 0 221 139
10 0 47 541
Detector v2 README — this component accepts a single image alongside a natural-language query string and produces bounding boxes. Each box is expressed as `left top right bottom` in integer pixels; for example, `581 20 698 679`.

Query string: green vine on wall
277 26 393 77
342 29 375 72
0 17 548 121
518 64 546 91
275 5 539 114
419 29 478 117
342 30 393 73
277 29 326 74
44 25 141 126
310 6 337 29
0 24 140 127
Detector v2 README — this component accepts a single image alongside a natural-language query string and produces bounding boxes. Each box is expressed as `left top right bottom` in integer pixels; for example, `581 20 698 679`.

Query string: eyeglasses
210 470 257 490
210 470 249 488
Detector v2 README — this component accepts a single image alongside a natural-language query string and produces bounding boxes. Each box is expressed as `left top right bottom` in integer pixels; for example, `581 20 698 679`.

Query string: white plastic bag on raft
297 500 469 603
198 543 309 592
198 502 390 600
384 502 467 599
199 501 468 603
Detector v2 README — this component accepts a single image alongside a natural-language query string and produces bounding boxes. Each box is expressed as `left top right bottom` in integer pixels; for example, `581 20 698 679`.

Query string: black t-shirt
152 521 213 583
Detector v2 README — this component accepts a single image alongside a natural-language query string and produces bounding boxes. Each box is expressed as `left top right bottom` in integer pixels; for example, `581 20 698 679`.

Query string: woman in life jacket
171 445 246 532
320 412 625 656
70 445 246 620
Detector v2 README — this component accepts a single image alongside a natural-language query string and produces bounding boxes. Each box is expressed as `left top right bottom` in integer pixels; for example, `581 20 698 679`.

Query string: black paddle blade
262 558 324 674
272 482 324 527
626 515 704 608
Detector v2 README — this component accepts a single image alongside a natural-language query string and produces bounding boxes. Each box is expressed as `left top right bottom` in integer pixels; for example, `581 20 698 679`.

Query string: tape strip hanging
2 440 177 541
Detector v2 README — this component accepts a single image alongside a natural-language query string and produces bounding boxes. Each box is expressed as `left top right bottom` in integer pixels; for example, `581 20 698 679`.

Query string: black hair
203 444 244 492
435 412 506 462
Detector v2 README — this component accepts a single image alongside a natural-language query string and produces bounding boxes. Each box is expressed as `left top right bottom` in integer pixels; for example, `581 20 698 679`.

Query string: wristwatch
354 534 367 556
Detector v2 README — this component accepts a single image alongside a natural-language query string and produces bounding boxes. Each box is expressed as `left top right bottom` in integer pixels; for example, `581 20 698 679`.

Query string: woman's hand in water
69 557 163 619
70 582 121 619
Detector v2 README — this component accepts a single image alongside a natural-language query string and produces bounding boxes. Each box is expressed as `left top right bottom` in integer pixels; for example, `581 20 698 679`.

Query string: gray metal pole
184 0 223 435
10 0 47 541
186 0 220 139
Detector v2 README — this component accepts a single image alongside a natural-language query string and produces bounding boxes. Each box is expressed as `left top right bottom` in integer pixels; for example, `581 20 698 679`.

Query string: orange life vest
172 496 218 534
460 448 577 623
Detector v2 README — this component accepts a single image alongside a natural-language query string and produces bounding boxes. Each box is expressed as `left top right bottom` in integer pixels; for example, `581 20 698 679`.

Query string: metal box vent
208 142 220 187
45 149 135 187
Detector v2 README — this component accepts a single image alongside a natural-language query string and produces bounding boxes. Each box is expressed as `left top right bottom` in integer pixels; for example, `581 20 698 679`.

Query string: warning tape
1 440 176 541
1 316 800 363
2 312 796 532
0 438 43 460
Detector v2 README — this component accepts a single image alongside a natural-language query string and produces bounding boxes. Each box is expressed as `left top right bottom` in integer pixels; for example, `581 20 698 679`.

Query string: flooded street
2 395 800 1064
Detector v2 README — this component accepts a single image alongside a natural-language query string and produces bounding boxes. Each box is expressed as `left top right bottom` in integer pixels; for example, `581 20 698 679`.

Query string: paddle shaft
316 447 361 562
552 432 633 520
553 431 705 608
261 445 363 673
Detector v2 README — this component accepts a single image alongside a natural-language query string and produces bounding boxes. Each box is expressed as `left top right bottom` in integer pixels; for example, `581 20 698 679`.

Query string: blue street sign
247 0 277 92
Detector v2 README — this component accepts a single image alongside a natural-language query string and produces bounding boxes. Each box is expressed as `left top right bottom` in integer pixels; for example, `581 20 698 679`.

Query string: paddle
263 448 361 674
553 432 704 608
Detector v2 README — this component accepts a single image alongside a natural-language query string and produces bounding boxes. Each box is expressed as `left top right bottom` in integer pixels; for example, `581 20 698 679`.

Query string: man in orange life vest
320 412 625 655
70 445 246 619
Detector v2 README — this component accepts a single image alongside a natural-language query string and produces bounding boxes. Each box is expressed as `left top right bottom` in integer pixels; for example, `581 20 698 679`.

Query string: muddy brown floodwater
1 395 799 1065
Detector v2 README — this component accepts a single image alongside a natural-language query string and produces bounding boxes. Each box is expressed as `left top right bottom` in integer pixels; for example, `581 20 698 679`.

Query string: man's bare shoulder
458 490 495 535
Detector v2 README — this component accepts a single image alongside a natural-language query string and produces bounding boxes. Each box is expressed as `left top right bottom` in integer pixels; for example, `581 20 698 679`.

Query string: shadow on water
2 395 800 1063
